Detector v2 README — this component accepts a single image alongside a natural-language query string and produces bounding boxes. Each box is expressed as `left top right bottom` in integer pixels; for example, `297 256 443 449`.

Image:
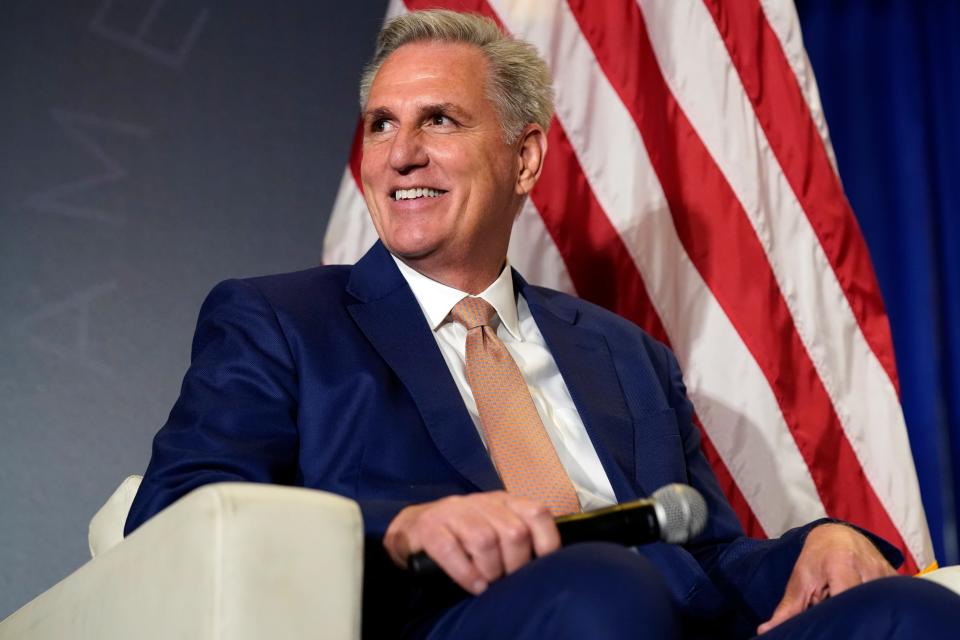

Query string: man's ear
515 124 548 196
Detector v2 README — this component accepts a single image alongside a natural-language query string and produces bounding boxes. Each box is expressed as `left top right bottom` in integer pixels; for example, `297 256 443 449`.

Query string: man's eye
371 119 391 133
430 114 450 126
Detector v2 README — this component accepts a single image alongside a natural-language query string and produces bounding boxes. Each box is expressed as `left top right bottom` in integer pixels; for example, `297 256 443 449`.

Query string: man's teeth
394 188 444 200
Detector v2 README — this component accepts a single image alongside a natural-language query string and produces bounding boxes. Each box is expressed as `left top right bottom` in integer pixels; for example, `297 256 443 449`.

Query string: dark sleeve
124 278 418 546
124 279 302 535
654 341 903 624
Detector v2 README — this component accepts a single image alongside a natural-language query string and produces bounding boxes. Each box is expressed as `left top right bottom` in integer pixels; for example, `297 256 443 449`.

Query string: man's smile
392 187 448 200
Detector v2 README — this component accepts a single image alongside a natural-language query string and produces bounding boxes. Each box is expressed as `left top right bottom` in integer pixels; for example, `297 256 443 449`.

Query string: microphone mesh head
651 484 708 544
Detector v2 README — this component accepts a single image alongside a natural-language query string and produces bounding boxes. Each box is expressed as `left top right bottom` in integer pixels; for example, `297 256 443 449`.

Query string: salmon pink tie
450 296 581 516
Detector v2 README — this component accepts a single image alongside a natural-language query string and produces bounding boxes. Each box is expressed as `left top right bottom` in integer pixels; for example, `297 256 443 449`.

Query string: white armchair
0 477 364 640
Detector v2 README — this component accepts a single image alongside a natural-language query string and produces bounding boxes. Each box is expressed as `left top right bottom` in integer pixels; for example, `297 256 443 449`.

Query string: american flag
323 0 935 573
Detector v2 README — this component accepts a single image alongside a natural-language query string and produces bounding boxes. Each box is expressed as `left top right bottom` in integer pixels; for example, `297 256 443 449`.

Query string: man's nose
388 126 428 174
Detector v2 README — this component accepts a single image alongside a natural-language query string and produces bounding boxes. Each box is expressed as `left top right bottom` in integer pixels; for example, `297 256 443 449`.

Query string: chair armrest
0 483 363 640
918 566 960 596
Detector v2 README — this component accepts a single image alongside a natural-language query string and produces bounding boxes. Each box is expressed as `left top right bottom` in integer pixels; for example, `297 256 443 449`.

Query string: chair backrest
88 475 142 558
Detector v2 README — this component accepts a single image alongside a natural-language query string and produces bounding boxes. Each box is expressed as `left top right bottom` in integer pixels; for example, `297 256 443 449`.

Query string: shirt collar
391 255 522 341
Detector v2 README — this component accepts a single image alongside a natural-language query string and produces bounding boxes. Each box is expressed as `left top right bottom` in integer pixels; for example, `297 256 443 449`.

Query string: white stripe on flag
324 168 375 265
508 199 577 295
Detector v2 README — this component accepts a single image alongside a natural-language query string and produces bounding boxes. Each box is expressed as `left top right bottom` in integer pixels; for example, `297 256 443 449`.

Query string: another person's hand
383 491 561 594
757 523 897 634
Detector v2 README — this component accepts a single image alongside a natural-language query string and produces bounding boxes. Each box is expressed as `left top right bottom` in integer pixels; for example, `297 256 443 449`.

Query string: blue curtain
796 0 960 565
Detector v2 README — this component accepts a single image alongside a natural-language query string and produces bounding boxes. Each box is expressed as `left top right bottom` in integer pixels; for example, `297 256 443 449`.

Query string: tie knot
450 296 497 330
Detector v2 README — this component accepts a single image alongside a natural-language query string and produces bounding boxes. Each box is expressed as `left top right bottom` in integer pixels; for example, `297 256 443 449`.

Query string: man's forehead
364 41 490 111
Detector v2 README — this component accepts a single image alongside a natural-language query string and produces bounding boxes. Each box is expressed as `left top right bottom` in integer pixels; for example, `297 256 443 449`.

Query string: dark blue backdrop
797 0 960 566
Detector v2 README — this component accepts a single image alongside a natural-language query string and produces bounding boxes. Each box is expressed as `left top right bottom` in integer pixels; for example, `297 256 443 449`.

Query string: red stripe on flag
565 0 916 572
402 0 760 537
348 119 364 193
701 0 901 395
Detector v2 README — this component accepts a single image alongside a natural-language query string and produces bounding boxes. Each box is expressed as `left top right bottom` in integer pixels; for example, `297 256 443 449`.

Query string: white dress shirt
392 256 618 511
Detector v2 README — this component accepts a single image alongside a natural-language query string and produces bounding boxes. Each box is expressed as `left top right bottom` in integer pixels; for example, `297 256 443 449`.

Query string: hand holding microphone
407 483 708 577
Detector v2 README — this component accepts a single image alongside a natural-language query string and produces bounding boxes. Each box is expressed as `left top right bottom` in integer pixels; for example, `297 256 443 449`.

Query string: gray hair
359 9 554 142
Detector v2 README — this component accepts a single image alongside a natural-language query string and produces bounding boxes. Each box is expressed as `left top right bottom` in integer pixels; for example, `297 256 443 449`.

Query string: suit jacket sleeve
651 339 903 624
124 278 412 539
124 279 300 535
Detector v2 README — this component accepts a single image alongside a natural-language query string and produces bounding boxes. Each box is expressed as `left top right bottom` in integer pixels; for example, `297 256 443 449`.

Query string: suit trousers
409 543 959 640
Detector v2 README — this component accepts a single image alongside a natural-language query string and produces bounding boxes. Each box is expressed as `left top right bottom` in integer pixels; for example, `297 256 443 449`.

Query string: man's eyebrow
421 102 469 119
362 102 468 122
363 106 393 123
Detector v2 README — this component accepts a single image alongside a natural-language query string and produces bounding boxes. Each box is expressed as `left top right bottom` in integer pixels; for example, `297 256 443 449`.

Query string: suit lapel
346 242 502 493
519 276 640 503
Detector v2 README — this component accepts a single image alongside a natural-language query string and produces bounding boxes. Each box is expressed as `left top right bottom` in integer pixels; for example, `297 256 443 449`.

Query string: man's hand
383 491 561 594
757 523 897 634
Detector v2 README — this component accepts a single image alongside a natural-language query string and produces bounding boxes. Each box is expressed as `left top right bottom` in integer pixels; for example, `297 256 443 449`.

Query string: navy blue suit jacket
126 241 900 635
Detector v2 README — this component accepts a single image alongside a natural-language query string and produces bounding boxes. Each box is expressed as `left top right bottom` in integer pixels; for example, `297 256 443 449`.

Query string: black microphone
408 483 708 577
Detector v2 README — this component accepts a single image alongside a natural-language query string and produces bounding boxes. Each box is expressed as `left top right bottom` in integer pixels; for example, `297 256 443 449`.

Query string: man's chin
384 243 442 273
384 242 438 264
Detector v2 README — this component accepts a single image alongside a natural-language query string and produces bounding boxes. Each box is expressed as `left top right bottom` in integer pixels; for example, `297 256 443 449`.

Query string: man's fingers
421 529 490 594
383 503 427 567
757 592 805 635
757 568 823 636
477 504 534 575
507 498 560 558
859 556 898 581
824 563 862 598
446 510 506 583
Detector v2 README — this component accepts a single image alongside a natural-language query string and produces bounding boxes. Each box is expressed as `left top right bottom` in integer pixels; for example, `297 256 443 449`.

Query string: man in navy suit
126 9 957 639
